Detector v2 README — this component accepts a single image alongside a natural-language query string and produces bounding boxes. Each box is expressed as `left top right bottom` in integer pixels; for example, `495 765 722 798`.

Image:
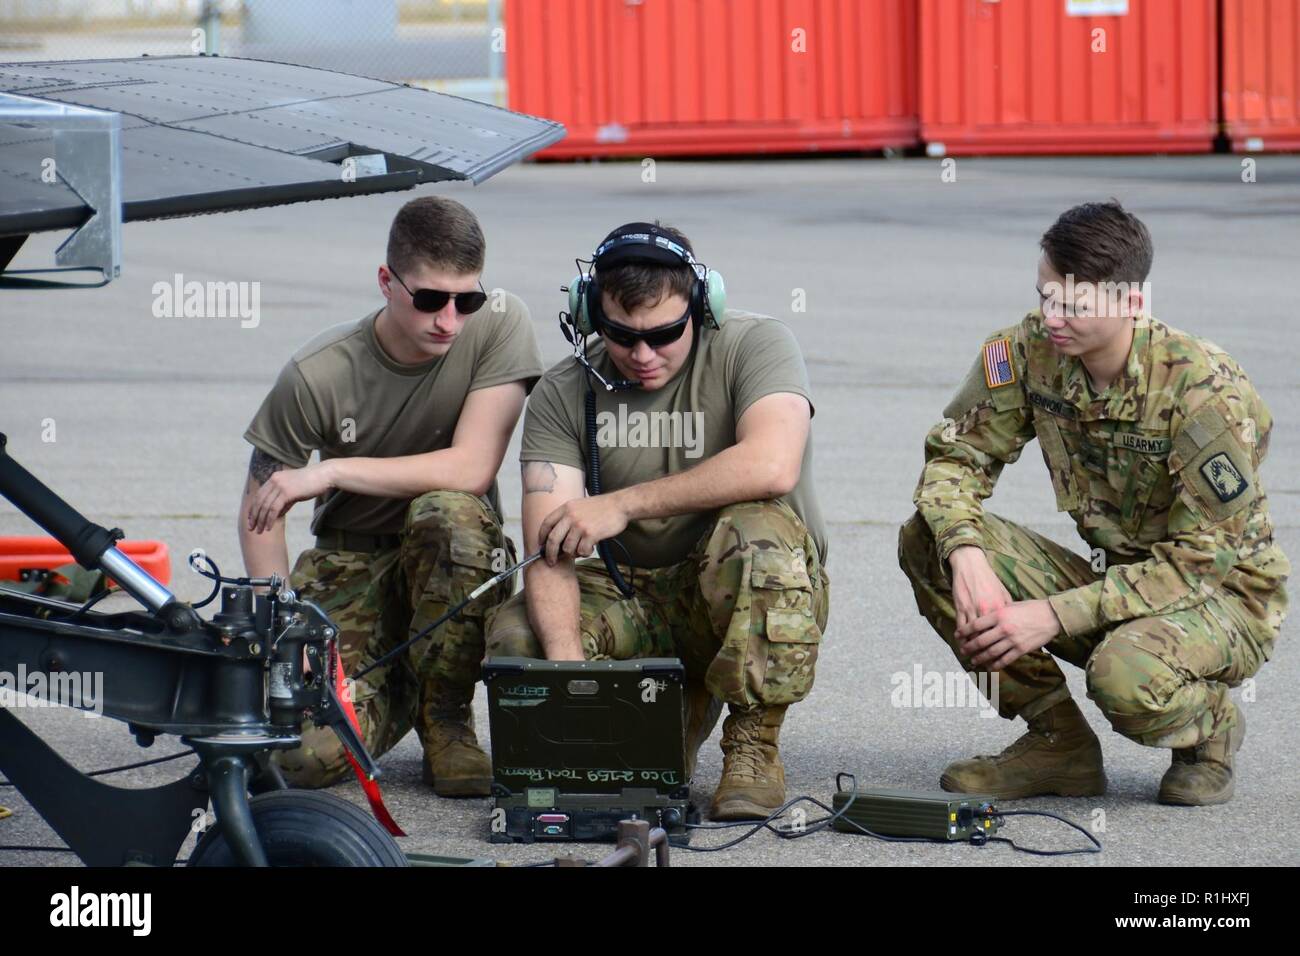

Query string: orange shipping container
1222 0 1300 152
506 0 919 158
919 0 1219 155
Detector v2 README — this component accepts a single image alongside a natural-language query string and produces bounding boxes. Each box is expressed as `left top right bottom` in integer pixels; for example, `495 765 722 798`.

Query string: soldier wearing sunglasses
486 222 830 821
239 196 543 795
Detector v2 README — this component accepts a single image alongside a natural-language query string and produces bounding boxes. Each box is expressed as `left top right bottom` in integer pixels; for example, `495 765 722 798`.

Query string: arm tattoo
248 447 286 487
522 461 558 495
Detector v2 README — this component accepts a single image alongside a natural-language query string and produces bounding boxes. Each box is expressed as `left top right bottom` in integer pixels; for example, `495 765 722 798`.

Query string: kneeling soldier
239 196 542 795
485 222 830 820
900 201 1288 806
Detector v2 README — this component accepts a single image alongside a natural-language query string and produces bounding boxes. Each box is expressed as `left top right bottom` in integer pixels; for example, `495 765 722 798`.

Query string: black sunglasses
597 306 691 349
388 266 488 314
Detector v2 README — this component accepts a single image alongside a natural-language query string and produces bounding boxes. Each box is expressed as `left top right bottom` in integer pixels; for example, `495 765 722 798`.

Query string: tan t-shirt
244 291 544 535
522 309 827 569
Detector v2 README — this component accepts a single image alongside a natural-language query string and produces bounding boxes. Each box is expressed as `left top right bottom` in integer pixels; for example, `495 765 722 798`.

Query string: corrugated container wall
1222 0 1300 151
919 0 1219 155
506 0 919 158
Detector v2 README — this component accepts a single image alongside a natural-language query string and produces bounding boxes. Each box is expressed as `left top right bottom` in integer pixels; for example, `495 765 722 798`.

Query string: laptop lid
483 657 687 796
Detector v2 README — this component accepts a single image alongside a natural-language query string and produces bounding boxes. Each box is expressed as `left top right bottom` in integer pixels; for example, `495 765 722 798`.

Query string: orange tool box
0 536 171 587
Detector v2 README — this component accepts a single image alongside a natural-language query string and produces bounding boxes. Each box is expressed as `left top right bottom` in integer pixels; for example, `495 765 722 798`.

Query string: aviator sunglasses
388 266 488 314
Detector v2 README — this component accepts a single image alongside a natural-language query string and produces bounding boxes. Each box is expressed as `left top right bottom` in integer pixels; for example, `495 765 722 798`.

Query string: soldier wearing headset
485 222 830 820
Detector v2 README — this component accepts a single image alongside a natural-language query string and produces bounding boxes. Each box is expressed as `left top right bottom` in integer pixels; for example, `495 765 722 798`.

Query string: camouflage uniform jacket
914 311 1289 645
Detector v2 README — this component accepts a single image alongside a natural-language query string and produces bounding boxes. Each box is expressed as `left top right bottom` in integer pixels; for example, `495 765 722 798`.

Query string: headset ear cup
570 274 594 336
690 273 705 327
705 269 727 329
584 274 604 336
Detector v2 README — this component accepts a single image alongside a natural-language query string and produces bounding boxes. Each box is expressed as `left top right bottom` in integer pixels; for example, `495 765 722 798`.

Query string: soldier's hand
248 462 334 533
956 599 1062 671
538 494 630 564
948 546 1013 631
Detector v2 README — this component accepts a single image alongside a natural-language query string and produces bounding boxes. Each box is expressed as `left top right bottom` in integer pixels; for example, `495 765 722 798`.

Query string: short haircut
386 195 486 276
597 221 697 314
1040 200 1153 285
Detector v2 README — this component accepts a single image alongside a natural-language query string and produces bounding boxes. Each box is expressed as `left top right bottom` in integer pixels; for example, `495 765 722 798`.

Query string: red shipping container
1222 0 1300 152
506 0 919 158
919 0 1218 155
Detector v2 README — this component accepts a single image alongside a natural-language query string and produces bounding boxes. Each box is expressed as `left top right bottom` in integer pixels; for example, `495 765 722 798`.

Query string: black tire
188 790 408 867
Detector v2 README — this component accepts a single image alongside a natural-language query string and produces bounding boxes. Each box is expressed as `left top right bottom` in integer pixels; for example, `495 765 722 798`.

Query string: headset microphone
558 308 640 392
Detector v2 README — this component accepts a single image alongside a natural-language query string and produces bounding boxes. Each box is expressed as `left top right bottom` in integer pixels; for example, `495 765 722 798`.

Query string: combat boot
939 698 1106 799
684 679 723 781
709 703 787 820
1158 705 1246 806
420 705 492 797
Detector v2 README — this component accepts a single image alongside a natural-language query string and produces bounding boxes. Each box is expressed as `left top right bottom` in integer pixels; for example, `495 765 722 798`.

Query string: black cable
585 386 636 598
187 551 270 609
983 809 1103 857
67 585 115 620
355 589 485 681
34 565 124 622
681 774 928 851
684 774 943 850
681 796 822 851
0 748 195 788
83 748 197 778
681 774 1102 856
353 553 538 682
188 552 225 609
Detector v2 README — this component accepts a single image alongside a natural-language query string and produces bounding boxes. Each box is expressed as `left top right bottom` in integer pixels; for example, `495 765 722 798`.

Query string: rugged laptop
482 657 694 845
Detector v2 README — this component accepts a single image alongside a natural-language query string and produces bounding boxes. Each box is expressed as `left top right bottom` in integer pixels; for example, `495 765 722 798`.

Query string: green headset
567 222 726 337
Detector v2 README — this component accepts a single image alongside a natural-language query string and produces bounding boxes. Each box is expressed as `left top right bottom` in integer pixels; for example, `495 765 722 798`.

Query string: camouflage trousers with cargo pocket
898 510 1276 749
485 499 830 709
274 490 516 788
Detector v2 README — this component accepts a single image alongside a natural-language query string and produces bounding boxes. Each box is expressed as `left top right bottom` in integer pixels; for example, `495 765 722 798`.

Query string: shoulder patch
1199 453 1248 503
983 338 1016 389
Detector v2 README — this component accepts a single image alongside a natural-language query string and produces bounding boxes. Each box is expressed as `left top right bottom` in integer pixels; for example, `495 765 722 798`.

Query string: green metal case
831 788 999 841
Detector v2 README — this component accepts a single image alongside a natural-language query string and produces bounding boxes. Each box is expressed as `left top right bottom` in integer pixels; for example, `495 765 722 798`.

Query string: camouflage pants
275 490 515 788
898 511 1272 749
485 499 830 708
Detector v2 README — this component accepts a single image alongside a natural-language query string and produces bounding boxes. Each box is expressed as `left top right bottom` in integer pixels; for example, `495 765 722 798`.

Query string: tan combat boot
420 705 492 797
709 703 787 820
683 679 724 781
1158 705 1246 806
939 698 1106 799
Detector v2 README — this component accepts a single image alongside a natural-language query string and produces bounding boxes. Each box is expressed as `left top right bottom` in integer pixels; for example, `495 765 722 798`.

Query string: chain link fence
0 1 505 103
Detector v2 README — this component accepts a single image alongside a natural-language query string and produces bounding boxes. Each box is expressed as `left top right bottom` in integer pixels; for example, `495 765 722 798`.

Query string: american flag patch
983 337 1016 389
